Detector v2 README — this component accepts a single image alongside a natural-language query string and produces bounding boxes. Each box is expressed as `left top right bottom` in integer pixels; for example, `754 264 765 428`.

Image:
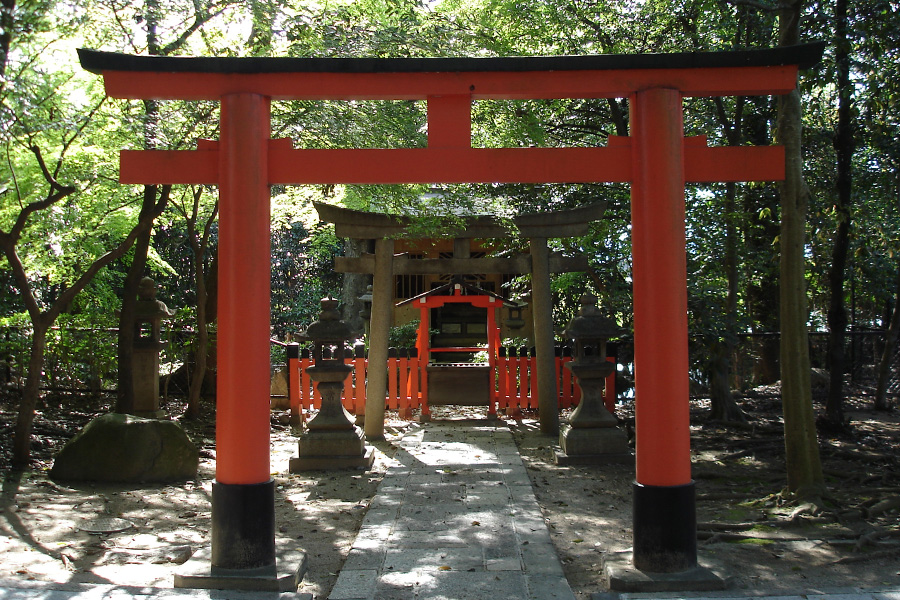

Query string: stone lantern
556 293 631 465
358 284 373 337
505 302 526 330
290 297 374 471
130 277 175 418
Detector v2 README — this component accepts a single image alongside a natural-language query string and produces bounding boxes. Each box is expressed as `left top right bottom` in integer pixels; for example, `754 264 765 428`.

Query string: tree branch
723 0 779 12
8 146 76 242
201 198 219 249
161 2 236 55
55 97 106 177
0 238 43 322
47 186 169 324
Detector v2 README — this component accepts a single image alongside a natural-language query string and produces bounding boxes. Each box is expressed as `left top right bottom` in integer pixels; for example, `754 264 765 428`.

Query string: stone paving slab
328 422 577 600
599 589 900 600
0 580 311 599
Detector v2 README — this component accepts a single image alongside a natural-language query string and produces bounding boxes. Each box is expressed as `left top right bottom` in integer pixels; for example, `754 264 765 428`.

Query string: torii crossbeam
79 43 823 588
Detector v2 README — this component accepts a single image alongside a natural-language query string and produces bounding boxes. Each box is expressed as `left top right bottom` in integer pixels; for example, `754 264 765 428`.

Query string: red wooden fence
287 347 616 420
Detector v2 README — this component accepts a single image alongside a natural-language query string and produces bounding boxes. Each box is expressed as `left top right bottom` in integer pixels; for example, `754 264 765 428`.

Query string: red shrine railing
286 346 616 420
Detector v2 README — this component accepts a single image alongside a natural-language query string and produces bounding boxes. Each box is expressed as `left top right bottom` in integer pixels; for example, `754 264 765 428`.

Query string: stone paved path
328 421 577 600
7 420 900 600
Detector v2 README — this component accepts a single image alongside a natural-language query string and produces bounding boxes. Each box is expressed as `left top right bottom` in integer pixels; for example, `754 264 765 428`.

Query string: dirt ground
2 390 900 599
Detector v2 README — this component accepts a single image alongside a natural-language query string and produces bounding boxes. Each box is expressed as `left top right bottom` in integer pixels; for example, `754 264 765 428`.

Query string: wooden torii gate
79 44 822 586
314 200 603 435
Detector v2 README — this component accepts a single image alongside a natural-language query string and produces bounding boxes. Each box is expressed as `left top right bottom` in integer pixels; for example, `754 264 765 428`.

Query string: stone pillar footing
178 478 308 592
211 480 276 570
633 481 697 572
605 551 729 593
175 545 308 592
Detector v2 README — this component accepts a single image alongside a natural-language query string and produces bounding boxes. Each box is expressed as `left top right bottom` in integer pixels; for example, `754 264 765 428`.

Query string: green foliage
270 210 343 338
388 320 425 348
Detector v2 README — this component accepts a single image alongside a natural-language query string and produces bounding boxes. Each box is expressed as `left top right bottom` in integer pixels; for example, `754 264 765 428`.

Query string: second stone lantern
556 293 632 465
289 297 374 471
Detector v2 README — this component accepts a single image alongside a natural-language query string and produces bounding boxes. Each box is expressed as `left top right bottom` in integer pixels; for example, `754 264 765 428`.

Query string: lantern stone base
555 424 632 465
289 427 375 471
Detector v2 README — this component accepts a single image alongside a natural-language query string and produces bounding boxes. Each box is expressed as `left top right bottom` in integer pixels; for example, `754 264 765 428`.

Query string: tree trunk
185 265 208 419
708 180 747 423
0 0 14 86
12 320 48 469
708 338 747 423
341 238 370 337
183 194 216 419
777 0 826 501
874 266 900 410
824 0 854 427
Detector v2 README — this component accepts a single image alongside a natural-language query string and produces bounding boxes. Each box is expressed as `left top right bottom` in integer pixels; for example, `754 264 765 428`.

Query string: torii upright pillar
630 87 694 571
211 93 277 575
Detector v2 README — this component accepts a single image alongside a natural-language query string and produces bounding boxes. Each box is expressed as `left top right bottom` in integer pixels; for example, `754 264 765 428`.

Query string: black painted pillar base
633 480 697 573
211 479 276 570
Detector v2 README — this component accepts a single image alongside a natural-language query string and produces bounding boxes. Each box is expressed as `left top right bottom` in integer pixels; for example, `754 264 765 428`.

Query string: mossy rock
50 413 199 483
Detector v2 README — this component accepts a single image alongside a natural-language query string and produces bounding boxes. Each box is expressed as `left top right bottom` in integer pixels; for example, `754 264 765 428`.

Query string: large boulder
50 413 199 483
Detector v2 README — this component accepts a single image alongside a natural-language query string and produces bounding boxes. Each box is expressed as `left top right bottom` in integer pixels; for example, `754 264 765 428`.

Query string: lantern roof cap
563 294 621 340
300 297 355 342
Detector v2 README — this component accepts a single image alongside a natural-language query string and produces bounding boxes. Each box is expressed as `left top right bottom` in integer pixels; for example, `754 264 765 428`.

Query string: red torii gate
79 44 822 586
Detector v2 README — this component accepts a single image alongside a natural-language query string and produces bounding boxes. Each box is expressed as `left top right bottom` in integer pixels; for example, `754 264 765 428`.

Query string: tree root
833 547 900 565
698 530 809 543
718 444 783 461
865 496 900 518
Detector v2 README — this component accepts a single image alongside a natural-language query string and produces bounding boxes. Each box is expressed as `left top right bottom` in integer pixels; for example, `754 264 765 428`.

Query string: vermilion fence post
342 350 354 411
497 347 508 412
387 348 399 410
287 345 301 425
407 348 420 414
398 349 410 414
554 347 565 409
354 347 367 415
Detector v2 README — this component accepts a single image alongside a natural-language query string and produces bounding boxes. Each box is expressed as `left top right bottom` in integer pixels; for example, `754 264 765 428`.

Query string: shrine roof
313 201 606 239
79 43 824 75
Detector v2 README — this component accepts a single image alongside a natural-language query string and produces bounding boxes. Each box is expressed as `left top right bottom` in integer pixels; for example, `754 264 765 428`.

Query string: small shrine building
315 200 604 426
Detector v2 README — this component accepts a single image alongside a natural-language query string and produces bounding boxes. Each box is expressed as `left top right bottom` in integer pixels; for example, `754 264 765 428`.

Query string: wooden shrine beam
80 45 824 101
334 253 588 275
96 67 803 101
119 140 784 186
319 201 606 240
